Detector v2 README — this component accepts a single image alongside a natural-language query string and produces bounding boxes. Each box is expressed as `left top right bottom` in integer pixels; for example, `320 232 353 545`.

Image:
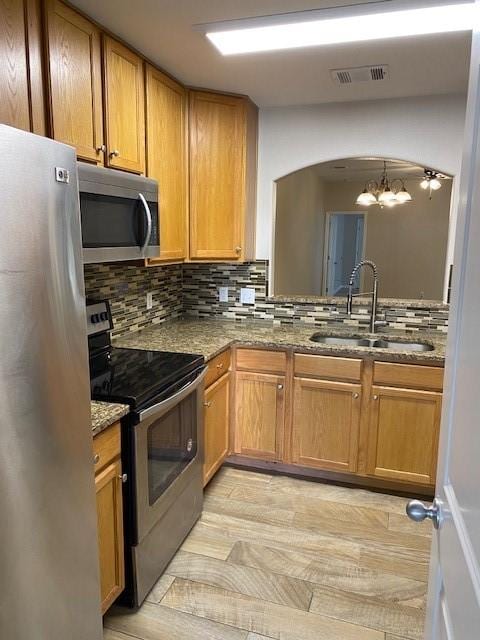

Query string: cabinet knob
118 473 128 483
373 395 379 401
353 392 359 399
235 246 242 253
277 384 284 390
93 453 100 464
110 149 120 158
216 362 224 369
96 144 106 153
204 400 212 408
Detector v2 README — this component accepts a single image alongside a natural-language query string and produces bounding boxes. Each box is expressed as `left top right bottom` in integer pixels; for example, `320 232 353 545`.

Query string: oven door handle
138 366 207 422
138 192 152 253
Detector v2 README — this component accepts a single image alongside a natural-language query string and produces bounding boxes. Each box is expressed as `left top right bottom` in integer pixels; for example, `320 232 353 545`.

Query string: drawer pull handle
204 401 212 408
119 473 128 483
93 453 100 464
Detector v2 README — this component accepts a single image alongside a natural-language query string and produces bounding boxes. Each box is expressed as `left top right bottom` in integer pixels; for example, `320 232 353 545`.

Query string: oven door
81 190 160 263
133 366 206 543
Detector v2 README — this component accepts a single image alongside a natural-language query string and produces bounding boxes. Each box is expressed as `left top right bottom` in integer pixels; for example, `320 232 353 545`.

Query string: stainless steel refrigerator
0 125 103 639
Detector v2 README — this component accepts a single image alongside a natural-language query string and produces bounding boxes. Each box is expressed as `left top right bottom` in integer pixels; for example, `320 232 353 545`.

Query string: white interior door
412 10 480 638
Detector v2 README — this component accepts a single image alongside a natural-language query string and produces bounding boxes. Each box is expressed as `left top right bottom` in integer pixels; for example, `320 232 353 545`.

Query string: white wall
274 168 325 295
257 94 467 291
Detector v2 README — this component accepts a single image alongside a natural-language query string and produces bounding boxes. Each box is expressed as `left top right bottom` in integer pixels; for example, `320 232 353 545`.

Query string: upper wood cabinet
45 0 104 163
0 0 46 134
292 377 361 473
103 36 145 174
145 65 188 262
189 90 257 261
234 370 285 461
366 385 441 485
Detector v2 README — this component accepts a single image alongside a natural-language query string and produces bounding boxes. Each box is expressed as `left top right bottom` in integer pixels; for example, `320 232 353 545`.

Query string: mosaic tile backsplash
84 263 183 338
84 261 449 338
183 261 449 333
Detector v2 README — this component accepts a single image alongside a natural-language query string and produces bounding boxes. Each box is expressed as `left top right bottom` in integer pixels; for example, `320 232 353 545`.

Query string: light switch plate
218 286 229 303
146 292 153 310
240 287 255 304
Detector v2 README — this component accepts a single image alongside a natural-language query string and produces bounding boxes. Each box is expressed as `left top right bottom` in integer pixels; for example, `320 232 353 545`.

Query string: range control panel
86 300 113 337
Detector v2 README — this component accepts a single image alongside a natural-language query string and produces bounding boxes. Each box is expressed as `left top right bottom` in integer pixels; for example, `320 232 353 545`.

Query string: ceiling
308 157 454 181
71 0 471 107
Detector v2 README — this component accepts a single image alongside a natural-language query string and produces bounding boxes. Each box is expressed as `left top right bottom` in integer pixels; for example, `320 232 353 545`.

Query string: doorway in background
323 212 367 296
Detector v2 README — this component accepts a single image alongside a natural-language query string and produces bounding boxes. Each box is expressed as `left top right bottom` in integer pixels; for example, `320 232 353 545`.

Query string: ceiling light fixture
355 162 412 208
203 2 475 56
421 168 444 197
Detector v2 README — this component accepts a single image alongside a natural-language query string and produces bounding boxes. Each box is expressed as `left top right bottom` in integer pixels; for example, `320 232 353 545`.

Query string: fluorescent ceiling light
205 3 475 55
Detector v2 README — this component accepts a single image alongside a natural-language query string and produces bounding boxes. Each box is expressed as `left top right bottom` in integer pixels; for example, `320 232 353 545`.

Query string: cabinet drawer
206 349 231 388
373 362 444 391
236 348 287 374
93 422 121 473
294 354 362 382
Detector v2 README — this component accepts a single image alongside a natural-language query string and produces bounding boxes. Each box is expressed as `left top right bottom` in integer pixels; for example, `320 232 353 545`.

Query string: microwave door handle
138 193 152 253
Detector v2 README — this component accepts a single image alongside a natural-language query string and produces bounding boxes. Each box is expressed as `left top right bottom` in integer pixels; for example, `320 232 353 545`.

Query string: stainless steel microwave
78 164 160 263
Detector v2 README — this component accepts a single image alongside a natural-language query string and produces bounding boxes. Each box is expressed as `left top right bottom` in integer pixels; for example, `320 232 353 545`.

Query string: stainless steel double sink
310 333 435 352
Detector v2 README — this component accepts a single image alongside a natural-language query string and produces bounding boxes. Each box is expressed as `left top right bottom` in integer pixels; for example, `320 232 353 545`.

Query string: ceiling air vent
331 64 389 85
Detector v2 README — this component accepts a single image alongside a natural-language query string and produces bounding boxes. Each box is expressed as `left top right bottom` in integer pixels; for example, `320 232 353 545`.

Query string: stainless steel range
87 300 206 607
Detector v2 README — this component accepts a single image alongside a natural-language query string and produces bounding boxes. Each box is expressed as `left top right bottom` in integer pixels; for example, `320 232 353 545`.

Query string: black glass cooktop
90 347 204 410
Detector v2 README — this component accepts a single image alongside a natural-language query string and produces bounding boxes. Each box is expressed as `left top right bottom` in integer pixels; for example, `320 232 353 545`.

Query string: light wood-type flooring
104 467 431 640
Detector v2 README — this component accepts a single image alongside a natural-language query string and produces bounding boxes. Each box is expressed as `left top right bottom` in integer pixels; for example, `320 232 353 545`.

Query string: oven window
80 192 159 248
147 392 197 505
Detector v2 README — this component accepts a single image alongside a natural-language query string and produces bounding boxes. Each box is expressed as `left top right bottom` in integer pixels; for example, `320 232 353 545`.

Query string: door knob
406 498 442 529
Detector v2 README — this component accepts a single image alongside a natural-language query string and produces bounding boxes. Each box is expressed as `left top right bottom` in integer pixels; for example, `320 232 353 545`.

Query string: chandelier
355 161 412 208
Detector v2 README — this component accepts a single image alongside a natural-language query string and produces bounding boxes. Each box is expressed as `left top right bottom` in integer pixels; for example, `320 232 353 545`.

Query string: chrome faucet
346 260 386 333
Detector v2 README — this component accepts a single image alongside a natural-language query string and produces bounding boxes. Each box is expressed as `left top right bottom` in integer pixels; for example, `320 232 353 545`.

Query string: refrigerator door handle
138 193 152 253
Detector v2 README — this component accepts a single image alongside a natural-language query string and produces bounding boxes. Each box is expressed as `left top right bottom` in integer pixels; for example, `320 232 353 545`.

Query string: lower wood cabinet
234 371 285 461
203 372 230 486
292 377 361 473
366 385 442 485
93 422 125 614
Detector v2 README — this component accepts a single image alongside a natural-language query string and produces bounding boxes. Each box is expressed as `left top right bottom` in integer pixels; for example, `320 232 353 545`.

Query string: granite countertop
91 400 130 437
115 317 446 365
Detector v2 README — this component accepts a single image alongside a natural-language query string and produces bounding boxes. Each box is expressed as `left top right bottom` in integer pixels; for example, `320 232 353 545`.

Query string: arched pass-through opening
270 156 455 303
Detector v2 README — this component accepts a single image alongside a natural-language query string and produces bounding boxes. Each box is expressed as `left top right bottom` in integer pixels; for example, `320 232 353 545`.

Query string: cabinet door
367 385 442 485
189 91 245 260
95 458 125 614
45 0 104 163
203 372 230 486
146 65 187 262
292 378 361 472
0 0 45 133
234 371 285 460
103 36 145 173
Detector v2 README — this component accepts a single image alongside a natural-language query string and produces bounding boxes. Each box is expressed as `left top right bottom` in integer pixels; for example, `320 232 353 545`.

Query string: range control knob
90 313 100 323
100 312 108 321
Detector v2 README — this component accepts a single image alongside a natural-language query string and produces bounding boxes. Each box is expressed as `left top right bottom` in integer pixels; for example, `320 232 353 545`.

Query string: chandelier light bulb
430 178 442 190
378 188 396 203
420 178 430 189
395 187 413 202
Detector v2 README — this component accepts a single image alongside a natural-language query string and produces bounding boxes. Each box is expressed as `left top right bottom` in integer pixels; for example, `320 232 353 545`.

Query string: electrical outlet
218 286 229 302
240 287 255 304
146 292 153 310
